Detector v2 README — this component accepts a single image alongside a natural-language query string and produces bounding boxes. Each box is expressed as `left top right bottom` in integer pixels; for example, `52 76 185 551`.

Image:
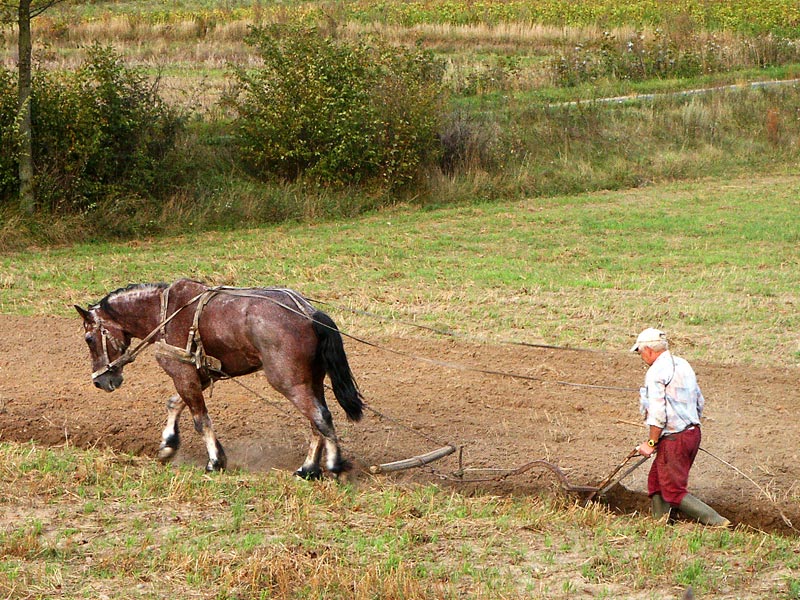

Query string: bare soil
1 315 797 535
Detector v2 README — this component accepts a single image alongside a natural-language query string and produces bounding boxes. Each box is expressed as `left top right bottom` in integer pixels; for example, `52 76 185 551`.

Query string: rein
94 284 639 395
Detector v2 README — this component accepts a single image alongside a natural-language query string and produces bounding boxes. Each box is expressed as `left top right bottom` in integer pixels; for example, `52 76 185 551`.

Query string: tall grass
12 11 800 95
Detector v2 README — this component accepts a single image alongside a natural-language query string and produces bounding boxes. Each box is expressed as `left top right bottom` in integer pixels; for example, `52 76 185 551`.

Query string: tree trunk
17 0 35 215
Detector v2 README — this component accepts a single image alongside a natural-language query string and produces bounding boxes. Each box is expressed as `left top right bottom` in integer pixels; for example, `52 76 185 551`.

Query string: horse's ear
74 305 91 321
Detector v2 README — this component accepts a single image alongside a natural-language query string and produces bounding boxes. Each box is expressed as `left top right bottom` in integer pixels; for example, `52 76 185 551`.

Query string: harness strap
160 285 170 338
188 289 222 373
265 288 313 316
214 286 315 318
96 285 315 379
156 286 222 375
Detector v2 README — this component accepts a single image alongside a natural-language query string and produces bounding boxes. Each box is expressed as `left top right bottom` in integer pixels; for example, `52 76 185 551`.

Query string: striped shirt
639 351 704 435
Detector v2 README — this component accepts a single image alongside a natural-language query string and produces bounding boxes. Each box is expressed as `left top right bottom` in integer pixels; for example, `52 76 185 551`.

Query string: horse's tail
312 310 363 422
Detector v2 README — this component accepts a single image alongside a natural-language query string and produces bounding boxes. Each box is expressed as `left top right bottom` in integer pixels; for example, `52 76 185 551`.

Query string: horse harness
153 285 314 379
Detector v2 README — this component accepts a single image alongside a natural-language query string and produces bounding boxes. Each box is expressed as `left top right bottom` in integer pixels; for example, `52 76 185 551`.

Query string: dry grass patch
0 443 798 598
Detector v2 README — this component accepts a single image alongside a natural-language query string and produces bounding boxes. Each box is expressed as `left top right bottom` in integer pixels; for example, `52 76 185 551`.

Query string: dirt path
0 315 797 534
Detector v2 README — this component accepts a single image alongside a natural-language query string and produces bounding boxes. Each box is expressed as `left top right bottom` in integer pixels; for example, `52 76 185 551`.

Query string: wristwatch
647 439 657 448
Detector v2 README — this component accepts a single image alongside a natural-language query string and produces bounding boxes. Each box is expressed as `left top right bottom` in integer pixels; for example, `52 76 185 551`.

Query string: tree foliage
0 68 19 199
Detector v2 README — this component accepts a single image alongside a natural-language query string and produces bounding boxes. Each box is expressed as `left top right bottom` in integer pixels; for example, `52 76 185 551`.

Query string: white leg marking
203 424 219 464
324 437 341 472
158 395 185 461
302 436 323 471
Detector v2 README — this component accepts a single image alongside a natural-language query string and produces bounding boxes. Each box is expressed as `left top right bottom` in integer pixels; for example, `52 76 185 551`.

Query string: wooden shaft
369 445 456 474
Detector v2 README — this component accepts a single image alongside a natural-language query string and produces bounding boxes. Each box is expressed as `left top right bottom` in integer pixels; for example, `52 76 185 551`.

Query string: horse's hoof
205 453 227 472
157 445 177 463
294 466 323 480
205 442 228 472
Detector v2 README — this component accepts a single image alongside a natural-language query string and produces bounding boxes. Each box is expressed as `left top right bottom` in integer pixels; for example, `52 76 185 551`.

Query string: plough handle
585 447 640 503
597 455 651 496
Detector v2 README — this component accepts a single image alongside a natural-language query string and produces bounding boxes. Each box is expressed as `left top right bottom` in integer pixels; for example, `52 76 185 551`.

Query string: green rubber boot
678 494 731 527
651 493 672 521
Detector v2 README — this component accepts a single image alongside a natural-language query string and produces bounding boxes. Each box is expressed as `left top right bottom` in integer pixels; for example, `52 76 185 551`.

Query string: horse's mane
95 282 169 315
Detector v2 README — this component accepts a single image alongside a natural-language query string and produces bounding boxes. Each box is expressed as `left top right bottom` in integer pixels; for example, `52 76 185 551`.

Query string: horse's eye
85 333 94 345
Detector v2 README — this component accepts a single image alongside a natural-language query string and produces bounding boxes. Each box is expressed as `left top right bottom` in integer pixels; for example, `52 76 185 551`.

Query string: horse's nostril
94 380 102 389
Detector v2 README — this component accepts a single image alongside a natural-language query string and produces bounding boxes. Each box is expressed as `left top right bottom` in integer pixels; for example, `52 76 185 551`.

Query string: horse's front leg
158 394 185 463
159 359 227 472
192 406 227 472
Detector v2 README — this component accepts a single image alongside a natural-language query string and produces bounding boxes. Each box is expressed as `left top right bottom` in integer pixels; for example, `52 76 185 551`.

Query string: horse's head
75 305 131 392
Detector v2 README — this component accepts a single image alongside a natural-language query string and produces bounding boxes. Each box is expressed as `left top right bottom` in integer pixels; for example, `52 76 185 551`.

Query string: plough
368 443 650 503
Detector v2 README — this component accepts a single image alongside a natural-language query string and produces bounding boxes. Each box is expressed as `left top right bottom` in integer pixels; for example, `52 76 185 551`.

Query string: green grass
0 441 797 599
2 173 798 367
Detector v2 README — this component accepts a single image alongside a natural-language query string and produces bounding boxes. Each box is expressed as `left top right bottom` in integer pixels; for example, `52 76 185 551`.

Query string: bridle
88 317 132 380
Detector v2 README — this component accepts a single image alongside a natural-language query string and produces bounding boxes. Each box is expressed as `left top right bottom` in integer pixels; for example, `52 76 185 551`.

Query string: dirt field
0 314 797 535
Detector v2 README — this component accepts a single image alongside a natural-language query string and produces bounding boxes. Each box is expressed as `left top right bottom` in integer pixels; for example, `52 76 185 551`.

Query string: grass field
2 173 798 367
1 441 799 599
1 136 799 600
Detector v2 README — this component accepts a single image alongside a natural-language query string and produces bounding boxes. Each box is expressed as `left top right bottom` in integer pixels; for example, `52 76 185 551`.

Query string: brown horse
75 278 363 477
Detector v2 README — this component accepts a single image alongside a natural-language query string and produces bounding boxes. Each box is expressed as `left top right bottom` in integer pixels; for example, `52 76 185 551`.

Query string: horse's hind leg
158 394 185 463
313 383 349 475
286 387 346 478
296 433 324 480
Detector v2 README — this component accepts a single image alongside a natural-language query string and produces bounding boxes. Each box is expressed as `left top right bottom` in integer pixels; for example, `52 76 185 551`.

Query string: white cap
630 328 667 352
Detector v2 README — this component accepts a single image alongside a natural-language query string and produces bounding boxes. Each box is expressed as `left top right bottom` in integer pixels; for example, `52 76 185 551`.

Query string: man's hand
637 441 656 457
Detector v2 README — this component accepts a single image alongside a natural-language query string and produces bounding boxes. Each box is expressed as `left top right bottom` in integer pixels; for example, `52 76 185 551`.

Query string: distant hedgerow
226 24 447 188
550 29 800 86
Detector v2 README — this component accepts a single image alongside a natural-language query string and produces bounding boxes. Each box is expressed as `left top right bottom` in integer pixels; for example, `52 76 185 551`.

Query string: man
631 327 730 527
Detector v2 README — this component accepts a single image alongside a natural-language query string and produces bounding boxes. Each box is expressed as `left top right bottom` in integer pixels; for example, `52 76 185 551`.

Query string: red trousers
647 426 701 505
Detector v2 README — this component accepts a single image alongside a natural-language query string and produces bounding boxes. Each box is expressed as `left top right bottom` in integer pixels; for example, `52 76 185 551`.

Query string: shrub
438 109 508 175
226 24 447 188
0 44 184 213
74 45 183 201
